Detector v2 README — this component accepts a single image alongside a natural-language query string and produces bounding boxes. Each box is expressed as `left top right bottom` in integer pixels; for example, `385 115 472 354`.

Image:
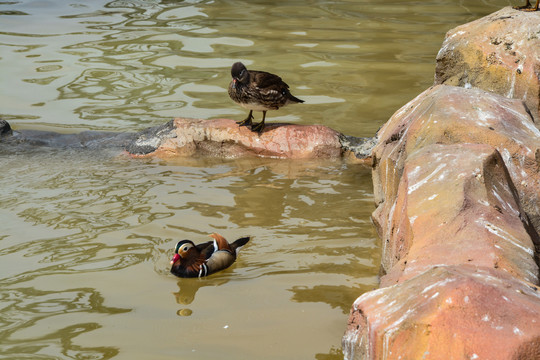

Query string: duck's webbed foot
237 110 254 127
251 121 265 134
251 111 266 134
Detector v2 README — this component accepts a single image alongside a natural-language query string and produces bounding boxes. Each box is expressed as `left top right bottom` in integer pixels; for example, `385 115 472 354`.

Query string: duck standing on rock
228 62 304 134
170 233 250 278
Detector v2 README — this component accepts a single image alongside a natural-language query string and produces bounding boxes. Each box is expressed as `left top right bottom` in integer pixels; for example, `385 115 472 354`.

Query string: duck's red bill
170 253 180 265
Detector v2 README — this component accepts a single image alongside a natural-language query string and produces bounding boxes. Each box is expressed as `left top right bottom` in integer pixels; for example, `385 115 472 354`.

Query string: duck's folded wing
251 70 288 90
196 241 215 259
205 250 236 275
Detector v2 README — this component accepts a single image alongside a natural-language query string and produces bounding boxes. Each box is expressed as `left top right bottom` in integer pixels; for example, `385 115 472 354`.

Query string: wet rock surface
125 119 176 155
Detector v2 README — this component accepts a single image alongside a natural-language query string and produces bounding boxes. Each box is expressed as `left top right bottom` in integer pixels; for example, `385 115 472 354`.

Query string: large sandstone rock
344 9 540 360
378 143 538 286
343 265 540 360
372 85 540 242
345 84 540 359
435 7 540 125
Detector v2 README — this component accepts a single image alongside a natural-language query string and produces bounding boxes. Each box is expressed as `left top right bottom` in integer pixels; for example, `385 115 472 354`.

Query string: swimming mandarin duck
228 62 304 134
170 233 250 278
514 0 539 10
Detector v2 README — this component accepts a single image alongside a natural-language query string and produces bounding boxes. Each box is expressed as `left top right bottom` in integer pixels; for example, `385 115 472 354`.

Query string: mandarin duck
228 62 304 134
170 233 250 278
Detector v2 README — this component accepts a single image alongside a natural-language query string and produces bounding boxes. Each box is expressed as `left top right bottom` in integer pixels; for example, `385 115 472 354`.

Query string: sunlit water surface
1 0 512 359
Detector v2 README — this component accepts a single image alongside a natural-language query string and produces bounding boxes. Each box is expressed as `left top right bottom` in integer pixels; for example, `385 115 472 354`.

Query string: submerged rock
435 7 540 125
0 124 136 152
0 119 12 137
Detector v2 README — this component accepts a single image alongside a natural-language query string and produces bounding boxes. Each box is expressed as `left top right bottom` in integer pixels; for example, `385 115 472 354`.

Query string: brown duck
514 0 538 10
170 233 250 278
228 62 304 133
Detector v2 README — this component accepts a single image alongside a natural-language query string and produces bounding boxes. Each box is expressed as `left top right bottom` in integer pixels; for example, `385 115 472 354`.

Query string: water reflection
173 277 229 307
0 286 129 359
0 148 378 359
1 0 513 134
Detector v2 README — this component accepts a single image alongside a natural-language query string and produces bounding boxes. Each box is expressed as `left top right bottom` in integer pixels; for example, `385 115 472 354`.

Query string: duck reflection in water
173 277 230 316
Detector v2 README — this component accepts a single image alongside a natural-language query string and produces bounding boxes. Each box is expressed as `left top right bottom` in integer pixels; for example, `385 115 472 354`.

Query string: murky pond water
1 0 512 359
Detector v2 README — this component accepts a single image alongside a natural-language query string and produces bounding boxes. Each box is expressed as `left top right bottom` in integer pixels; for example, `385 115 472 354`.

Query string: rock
349 83 540 359
339 133 378 160
378 143 538 286
128 117 347 159
343 265 540 360
125 120 176 155
344 9 540 360
0 119 12 137
434 7 540 125
372 84 540 240
0 119 375 162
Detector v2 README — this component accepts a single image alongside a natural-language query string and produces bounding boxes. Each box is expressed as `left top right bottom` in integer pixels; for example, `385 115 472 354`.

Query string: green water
0 1 512 359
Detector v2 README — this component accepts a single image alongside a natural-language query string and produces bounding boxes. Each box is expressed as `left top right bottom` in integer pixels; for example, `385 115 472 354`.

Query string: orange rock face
372 85 540 243
345 83 540 359
344 266 540 360
380 143 538 286
435 7 540 125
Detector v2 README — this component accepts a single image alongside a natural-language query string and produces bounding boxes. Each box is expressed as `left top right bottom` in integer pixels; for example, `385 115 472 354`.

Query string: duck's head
231 62 249 87
170 240 196 265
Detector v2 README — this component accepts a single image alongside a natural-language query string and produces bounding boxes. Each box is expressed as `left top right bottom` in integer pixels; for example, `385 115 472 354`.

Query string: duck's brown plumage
170 233 250 278
228 62 304 133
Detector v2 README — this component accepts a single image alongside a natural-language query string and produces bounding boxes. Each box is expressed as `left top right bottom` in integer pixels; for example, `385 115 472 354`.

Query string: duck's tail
288 94 304 104
231 236 250 254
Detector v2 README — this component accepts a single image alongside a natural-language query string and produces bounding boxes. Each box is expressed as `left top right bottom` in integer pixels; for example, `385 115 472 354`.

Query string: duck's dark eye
180 244 192 253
